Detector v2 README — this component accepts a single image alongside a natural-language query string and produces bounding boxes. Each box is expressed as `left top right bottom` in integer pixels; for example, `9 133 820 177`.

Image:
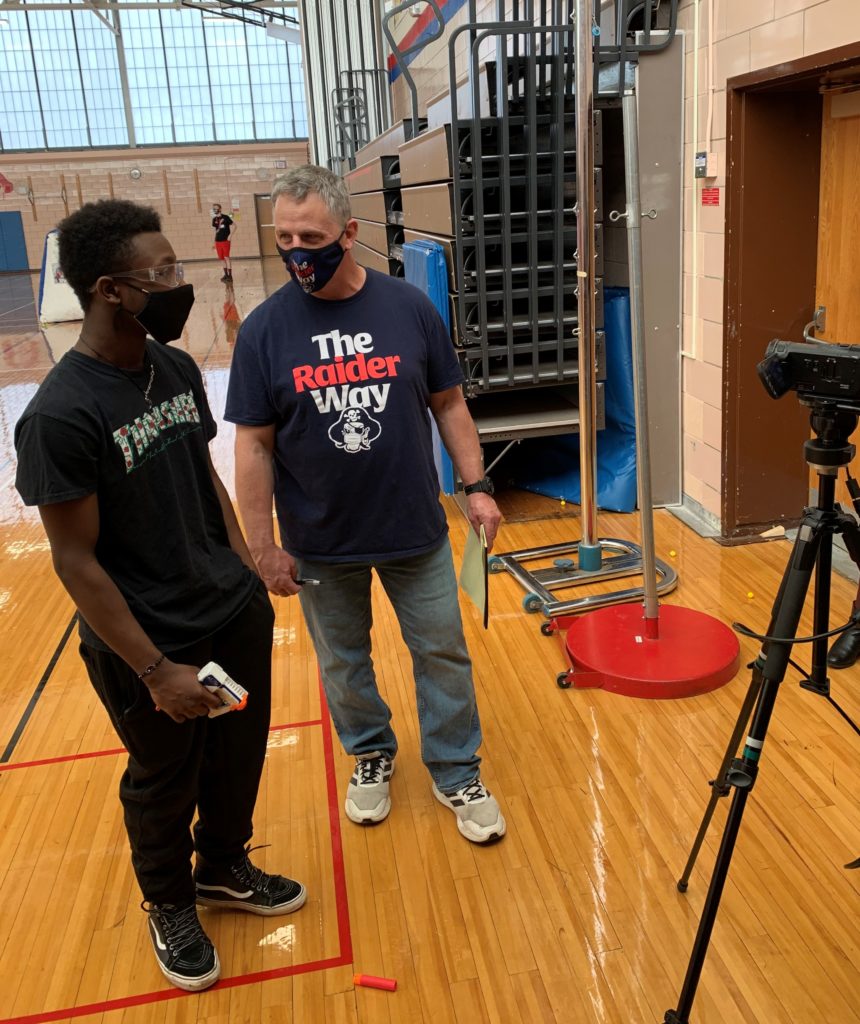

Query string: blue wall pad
402 240 455 494
501 286 638 512
0 210 29 273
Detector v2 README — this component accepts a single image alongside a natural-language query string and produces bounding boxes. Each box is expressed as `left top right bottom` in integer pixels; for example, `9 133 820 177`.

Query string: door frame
254 192 275 257
722 42 860 539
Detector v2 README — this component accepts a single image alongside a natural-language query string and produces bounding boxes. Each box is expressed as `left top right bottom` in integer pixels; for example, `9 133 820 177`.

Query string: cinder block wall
0 140 309 270
678 0 860 523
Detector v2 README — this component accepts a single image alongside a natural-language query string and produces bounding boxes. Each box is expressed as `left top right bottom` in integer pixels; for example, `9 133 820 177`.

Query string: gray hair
271 165 351 225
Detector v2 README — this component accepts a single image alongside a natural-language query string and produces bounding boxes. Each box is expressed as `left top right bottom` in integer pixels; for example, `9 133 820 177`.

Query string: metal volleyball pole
574 0 602 572
621 88 660 637
559 80 741 699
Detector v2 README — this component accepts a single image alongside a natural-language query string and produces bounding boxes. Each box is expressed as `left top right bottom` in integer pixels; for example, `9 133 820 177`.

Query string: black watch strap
463 475 494 496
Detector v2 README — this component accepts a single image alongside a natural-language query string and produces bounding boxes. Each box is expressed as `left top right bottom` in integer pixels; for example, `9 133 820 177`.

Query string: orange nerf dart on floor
354 974 397 992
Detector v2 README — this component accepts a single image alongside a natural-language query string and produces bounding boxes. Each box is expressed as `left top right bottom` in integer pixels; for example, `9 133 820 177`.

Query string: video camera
757 338 860 407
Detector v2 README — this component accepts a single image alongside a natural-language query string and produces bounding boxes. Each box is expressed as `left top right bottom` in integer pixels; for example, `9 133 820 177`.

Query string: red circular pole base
561 604 740 698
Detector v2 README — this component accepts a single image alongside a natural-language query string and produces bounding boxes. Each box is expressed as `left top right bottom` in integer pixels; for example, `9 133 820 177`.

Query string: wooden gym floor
0 260 857 1024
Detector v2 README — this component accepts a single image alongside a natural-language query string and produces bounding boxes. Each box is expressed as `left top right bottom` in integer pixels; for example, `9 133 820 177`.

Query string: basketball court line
0 683 352 1024
0 719 323 774
1 614 77 763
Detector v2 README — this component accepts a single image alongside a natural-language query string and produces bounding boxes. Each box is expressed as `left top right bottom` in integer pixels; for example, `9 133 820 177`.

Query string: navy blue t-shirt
225 269 463 562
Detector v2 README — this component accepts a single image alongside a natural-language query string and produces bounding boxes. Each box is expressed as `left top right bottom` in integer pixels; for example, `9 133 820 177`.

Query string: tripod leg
676 672 761 891
806 524 833 695
666 512 823 1024
676 525 798 889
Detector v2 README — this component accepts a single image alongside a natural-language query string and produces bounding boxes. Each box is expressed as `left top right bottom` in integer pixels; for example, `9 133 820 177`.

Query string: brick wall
0 140 309 271
679 0 860 524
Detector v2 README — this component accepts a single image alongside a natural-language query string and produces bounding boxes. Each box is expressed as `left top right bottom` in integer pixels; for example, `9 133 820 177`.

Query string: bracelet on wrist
137 653 165 681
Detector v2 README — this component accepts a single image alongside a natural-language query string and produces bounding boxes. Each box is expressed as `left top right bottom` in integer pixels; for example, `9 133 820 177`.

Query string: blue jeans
297 537 482 793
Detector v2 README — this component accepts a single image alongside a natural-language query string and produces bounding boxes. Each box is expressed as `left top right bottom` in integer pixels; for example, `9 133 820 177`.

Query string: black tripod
665 402 860 1024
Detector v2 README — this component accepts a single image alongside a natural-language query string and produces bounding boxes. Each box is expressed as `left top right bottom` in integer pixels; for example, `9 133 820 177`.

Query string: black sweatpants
79 583 275 906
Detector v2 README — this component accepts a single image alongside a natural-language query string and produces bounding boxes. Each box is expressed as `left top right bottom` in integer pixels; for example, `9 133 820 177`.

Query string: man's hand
253 543 302 597
466 493 502 551
145 660 222 723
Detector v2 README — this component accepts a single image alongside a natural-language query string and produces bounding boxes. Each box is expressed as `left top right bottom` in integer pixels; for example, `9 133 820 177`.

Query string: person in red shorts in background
211 203 234 283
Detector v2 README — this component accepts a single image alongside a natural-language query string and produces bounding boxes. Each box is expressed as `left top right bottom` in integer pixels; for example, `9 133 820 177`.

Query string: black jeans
79 583 275 906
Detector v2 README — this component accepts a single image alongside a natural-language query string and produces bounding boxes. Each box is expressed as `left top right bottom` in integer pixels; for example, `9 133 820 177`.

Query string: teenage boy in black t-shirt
14 200 305 994
211 203 233 282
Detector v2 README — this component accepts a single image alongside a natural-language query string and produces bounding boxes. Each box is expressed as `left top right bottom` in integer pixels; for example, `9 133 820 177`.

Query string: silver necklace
77 336 156 409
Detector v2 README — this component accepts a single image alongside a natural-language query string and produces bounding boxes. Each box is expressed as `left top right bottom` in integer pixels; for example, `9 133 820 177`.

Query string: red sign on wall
701 187 720 206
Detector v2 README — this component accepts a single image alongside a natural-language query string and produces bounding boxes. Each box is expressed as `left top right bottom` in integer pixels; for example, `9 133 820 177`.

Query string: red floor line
269 719 323 732
0 747 127 772
0 956 354 1024
318 678 353 962
0 720 323 773
0 701 355 1024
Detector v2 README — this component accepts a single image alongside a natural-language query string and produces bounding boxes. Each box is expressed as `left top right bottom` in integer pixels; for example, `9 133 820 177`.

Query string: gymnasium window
0 4 307 152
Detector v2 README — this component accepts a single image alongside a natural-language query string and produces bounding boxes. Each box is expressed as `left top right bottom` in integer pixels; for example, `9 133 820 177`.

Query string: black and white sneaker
145 902 220 992
195 846 307 917
345 751 395 824
433 776 506 844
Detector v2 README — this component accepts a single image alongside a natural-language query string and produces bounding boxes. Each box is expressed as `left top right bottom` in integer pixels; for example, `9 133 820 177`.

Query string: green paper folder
459 524 489 629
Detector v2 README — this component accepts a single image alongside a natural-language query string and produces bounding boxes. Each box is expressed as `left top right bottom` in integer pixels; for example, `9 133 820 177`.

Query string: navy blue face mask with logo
277 231 345 294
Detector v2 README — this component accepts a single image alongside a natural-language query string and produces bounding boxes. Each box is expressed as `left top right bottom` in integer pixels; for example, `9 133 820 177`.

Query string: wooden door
815 91 860 508
255 194 276 257
722 89 820 537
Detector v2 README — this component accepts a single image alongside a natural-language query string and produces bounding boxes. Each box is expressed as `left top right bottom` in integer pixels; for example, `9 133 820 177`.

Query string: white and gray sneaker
433 776 506 843
345 751 395 824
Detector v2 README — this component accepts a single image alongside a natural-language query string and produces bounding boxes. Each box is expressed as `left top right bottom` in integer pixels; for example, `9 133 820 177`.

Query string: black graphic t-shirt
225 269 464 562
212 214 233 242
15 343 258 652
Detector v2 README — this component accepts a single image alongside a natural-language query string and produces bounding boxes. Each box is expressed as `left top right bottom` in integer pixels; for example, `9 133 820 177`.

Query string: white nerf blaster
197 661 248 718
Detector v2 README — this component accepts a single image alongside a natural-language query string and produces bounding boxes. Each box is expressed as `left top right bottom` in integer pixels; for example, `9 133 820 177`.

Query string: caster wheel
557 671 572 689
522 593 543 613
488 556 505 574
553 557 575 569
540 622 554 636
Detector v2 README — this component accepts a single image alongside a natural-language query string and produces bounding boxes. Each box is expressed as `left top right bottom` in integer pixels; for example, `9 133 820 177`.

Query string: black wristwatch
463 475 494 496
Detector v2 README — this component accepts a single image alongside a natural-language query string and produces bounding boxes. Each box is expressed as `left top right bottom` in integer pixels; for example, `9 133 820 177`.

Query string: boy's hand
145 660 222 722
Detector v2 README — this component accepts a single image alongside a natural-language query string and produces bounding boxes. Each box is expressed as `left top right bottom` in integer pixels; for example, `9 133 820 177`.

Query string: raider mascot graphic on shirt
328 407 381 453
293 328 400 452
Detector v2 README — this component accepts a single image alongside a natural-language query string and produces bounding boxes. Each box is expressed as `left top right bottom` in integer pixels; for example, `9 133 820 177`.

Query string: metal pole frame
574 0 600 569
448 20 582 396
381 0 445 133
621 86 660 624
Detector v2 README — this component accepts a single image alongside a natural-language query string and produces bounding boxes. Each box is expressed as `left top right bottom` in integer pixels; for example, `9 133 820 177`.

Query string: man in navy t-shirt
226 165 506 844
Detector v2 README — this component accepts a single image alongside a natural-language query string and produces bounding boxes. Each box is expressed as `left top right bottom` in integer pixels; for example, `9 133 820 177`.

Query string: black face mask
120 282 195 344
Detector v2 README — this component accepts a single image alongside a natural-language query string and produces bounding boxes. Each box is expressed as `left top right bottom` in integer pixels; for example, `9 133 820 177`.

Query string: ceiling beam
0 1 298 11
81 0 117 33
